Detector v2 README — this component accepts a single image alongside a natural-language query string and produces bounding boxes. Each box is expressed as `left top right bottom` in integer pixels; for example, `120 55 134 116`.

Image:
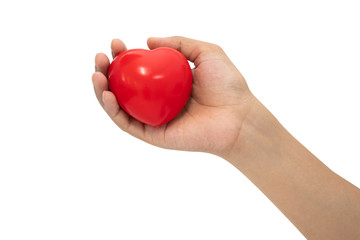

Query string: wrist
222 98 289 171
221 98 360 239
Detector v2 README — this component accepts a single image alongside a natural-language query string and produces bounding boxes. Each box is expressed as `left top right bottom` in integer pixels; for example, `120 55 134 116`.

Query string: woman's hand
92 36 256 157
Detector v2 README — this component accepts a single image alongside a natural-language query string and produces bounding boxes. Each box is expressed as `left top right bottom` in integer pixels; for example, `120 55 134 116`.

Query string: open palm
92 36 255 157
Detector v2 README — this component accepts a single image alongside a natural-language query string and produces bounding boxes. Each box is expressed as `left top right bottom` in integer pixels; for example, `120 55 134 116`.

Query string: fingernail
149 37 162 40
102 91 106 105
95 53 99 71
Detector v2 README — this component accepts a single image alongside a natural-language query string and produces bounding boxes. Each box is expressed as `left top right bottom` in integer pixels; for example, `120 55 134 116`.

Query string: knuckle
210 43 224 52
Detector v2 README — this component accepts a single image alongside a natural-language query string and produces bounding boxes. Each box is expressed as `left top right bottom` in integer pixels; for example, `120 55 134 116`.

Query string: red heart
108 47 193 127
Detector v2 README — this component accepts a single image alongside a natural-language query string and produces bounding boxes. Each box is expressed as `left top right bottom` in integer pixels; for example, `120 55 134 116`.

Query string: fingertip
94 52 100 61
91 71 97 79
102 90 120 115
147 36 161 42
111 38 118 45
92 71 107 85
94 53 110 76
91 72 98 85
95 53 108 64
111 39 127 58
147 37 163 50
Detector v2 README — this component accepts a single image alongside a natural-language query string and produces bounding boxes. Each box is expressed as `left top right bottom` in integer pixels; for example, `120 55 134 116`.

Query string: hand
92 36 256 157
92 37 360 239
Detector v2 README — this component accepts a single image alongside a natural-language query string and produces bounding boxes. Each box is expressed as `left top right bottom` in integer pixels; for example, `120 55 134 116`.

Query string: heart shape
108 47 193 126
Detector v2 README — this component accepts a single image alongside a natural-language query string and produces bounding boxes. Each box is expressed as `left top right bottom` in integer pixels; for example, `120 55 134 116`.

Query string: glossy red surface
108 47 193 126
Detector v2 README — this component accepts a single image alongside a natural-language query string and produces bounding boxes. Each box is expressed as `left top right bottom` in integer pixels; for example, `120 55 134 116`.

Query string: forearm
224 99 360 239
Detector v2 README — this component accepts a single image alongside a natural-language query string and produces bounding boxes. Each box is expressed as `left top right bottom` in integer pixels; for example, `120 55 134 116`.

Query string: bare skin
92 36 360 239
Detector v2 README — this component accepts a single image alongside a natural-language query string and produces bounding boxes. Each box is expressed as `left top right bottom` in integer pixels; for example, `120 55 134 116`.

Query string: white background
0 0 359 239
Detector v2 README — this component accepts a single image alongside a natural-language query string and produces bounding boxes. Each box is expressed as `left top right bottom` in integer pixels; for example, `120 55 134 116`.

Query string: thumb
147 36 224 67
